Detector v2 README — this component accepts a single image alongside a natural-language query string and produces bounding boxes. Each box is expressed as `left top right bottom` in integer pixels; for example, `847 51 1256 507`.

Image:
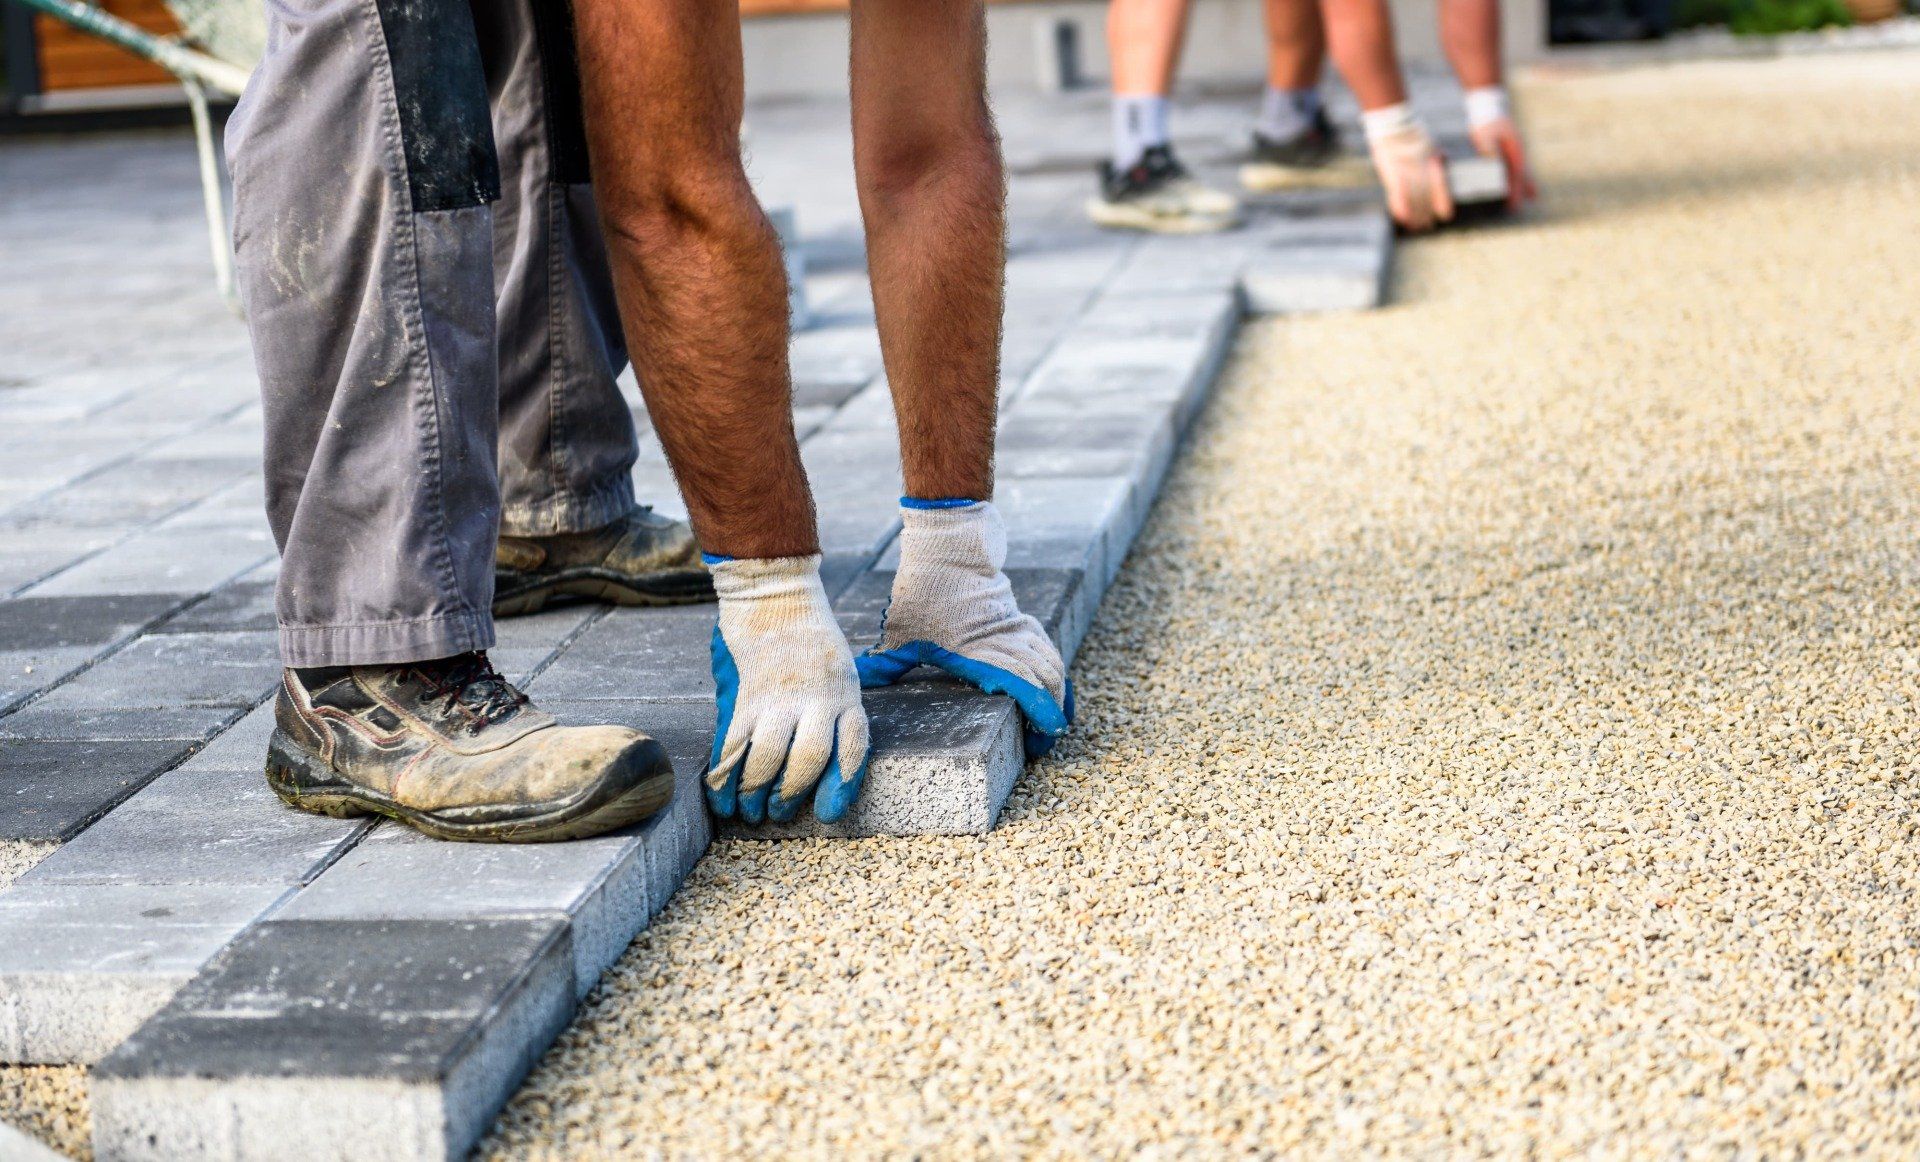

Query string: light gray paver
27 631 280 712
1240 208 1395 315
0 882 291 1063
278 703 713 998
1448 152 1510 206
21 765 369 888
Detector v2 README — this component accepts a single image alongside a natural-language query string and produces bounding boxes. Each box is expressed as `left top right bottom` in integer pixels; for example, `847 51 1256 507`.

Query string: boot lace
412 652 528 734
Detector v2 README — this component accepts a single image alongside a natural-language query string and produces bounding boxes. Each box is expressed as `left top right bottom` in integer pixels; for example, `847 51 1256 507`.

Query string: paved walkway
477 50 1920 1158
0 79 1423 1156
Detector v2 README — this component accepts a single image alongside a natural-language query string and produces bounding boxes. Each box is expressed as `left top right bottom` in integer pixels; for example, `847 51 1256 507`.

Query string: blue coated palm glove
706 554 870 824
855 500 1073 757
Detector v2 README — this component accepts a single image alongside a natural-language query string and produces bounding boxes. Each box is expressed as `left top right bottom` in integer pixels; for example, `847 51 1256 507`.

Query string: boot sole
493 567 715 618
1085 200 1239 234
1238 156 1374 193
265 729 676 843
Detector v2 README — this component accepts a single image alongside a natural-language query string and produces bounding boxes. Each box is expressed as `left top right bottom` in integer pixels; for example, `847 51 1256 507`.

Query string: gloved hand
1360 103 1454 234
707 554 870 824
855 500 1073 757
1463 86 1539 212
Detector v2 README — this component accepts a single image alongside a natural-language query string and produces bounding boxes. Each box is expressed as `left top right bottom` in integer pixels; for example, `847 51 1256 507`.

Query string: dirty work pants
226 0 639 667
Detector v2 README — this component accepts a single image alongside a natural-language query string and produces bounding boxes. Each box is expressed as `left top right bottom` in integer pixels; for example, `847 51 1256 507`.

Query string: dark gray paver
0 593 190 650
152 576 278 634
0 737 198 840
93 918 576 1161
0 882 292 1063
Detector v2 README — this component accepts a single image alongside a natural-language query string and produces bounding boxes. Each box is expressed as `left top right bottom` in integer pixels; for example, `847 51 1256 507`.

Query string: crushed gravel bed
482 50 1920 1159
0 843 89 1161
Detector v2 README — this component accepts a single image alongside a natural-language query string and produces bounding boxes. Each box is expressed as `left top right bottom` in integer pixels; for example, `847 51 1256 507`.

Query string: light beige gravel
482 50 1920 1159
0 843 90 1162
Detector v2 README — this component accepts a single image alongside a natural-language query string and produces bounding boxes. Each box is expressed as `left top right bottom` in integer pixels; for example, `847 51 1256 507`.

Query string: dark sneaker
494 505 713 617
1087 144 1240 234
1240 109 1372 192
266 653 674 842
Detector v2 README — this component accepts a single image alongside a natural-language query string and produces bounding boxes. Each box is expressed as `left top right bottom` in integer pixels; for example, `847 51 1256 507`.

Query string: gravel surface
482 51 1920 1159
0 843 89 1162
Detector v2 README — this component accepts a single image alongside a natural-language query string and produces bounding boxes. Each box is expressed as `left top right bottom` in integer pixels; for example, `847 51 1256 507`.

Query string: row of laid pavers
1 202 1394 1161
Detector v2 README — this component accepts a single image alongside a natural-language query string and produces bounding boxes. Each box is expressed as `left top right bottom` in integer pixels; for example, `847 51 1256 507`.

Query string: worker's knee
601 156 771 254
858 115 1002 204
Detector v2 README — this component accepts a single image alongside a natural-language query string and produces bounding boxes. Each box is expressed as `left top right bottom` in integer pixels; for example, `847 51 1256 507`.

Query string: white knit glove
1361 102 1454 233
856 501 1073 757
707 555 870 823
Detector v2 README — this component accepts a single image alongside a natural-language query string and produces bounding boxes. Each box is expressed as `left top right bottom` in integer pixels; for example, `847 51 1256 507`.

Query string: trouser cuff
499 476 636 538
278 610 495 668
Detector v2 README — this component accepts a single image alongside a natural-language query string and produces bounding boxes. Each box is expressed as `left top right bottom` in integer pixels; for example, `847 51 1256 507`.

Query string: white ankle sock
1256 86 1321 141
1112 94 1171 171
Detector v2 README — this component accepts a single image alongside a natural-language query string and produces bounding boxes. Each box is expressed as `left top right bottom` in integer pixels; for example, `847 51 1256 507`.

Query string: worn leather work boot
266 653 674 842
494 506 713 617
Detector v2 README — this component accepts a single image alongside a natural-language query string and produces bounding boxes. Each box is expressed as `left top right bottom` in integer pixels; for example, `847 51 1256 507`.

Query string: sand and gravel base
0 842 91 1161
480 51 1920 1159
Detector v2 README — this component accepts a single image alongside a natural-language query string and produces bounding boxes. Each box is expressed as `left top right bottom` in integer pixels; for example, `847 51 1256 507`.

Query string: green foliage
1673 0 1734 27
1728 0 1854 32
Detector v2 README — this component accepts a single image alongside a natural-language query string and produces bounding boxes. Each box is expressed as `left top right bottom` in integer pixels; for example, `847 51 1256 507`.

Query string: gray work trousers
226 0 639 667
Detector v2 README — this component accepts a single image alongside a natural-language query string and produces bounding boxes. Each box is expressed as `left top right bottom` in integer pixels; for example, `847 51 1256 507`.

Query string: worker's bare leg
571 0 868 824
847 0 1073 755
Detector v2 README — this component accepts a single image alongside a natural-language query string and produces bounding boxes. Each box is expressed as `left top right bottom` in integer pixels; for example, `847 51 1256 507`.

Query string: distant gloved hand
855 500 1073 757
1463 86 1539 212
1360 102 1454 233
707 554 870 824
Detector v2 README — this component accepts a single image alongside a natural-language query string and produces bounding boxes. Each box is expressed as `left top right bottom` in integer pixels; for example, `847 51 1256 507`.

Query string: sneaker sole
1238 156 1375 193
1085 200 1239 234
493 567 715 618
265 729 677 843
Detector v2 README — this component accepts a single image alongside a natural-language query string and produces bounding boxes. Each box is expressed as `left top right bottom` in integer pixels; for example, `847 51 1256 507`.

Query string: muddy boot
266 652 674 842
494 505 714 616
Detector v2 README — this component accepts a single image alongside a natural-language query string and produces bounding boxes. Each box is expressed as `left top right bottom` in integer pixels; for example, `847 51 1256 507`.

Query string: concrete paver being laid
0 84 1412 1156
476 51 1920 1158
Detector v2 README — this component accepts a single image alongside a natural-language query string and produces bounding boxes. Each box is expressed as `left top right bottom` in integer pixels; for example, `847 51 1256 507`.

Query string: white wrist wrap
1464 86 1511 129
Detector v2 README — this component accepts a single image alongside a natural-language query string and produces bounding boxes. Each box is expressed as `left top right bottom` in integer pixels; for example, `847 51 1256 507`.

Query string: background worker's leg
227 0 503 666
1092 0 1236 231
1107 0 1190 167
1242 0 1354 190
1264 0 1326 92
473 0 638 538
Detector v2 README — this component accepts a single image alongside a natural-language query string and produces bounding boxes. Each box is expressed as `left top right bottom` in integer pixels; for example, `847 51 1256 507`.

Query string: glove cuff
1463 86 1511 130
708 553 827 605
897 499 1007 574
1360 102 1431 149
